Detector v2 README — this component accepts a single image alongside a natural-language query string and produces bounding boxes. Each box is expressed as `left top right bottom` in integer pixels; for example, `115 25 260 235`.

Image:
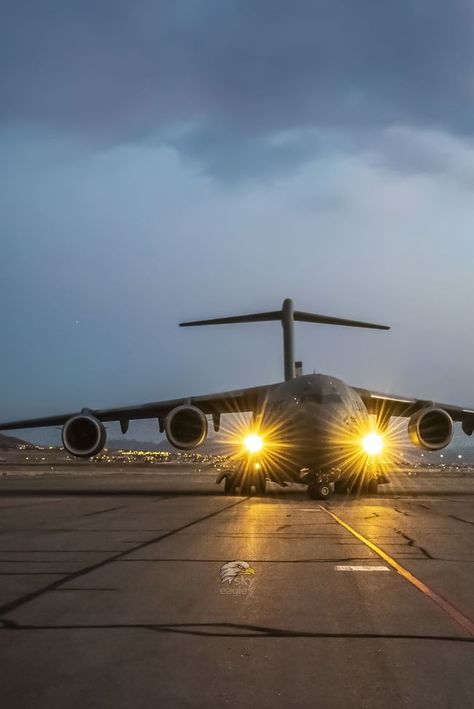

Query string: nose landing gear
307 480 332 500
301 469 336 500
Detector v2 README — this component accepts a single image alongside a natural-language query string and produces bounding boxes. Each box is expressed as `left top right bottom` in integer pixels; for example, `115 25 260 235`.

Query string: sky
1 1 474 442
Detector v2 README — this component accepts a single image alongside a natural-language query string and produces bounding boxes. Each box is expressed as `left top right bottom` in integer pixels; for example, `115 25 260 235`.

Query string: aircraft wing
353 386 474 435
0 383 274 432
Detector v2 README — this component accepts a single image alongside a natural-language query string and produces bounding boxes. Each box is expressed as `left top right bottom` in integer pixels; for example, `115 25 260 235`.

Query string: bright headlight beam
244 434 263 453
362 432 384 456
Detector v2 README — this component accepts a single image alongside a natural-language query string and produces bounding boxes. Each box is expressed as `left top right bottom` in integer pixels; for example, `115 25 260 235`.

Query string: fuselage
254 373 372 483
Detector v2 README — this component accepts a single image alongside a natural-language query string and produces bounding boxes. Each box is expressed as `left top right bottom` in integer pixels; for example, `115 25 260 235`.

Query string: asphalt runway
0 465 473 708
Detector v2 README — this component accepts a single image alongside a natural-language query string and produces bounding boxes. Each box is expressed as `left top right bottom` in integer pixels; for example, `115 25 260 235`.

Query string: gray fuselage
254 374 371 483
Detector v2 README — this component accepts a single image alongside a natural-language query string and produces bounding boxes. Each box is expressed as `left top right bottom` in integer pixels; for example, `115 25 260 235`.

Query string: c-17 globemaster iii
1 298 473 499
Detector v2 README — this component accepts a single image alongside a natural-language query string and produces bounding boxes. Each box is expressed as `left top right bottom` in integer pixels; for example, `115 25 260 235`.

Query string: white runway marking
335 565 390 572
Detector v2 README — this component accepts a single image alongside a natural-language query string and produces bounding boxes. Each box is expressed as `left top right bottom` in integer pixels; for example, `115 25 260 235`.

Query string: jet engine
408 407 453 451
62 414 106 457
165 405 208 450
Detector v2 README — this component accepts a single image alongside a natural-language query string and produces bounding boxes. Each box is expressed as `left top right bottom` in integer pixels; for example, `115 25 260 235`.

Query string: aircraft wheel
307 481 332 500
348 475 369 495
334 480 349 494
224 474 237 495
367 479 378 495
349 477 378 495
255 472 266 495
239 477 251 495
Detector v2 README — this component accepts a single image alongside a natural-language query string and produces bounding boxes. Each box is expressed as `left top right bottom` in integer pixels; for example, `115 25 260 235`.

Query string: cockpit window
323 393 343 402
300 391 342 404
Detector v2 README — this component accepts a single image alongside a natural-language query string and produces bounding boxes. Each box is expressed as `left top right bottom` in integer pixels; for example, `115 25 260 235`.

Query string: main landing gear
335 474 388 495
301 468 383 499
217 463 267 496
343 474 380 495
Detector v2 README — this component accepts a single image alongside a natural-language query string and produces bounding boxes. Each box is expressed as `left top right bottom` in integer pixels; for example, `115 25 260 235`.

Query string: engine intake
62 414 106 457
408 407 453 451
165 405 208 450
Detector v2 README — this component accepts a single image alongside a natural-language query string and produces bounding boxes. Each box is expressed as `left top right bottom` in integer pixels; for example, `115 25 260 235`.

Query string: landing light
362 432 384 456
244 434 263 454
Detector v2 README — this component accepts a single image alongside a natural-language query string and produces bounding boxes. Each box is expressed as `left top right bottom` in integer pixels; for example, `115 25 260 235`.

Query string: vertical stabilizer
180 299 389 381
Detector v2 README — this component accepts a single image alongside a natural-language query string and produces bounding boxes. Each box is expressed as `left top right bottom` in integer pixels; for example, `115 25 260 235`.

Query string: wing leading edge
353 386 474 435
0 383 274 432
2 381 474 438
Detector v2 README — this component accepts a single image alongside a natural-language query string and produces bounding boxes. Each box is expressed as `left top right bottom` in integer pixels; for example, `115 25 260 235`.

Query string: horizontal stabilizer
181 309 389 331
180 298 389 381
293 311 389 330
180 311 281 327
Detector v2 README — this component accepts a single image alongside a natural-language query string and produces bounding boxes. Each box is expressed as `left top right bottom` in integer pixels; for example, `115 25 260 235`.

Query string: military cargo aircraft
1 299 473 499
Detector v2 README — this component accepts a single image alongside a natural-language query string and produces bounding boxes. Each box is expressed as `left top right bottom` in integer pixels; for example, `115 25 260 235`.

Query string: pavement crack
395 529 433 559
0 572 66 576
0 621 471 643
0 618 19 628
55 588 118 592
82 505 128 517
411 503 474 526
448 515 474 526
117 557 376 564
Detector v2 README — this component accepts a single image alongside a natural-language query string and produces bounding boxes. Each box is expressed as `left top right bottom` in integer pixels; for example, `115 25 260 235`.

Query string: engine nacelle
62 414 106 457
408 407 453 451
165 405 208 450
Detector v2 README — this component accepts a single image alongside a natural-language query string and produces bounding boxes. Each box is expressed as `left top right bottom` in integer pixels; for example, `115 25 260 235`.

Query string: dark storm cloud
1 1 473 175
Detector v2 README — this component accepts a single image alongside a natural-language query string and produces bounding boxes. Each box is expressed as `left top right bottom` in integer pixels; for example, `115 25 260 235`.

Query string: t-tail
180 298 389 381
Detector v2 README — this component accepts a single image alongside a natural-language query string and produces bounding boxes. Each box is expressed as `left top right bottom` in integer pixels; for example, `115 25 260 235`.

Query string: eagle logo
220 560 255 585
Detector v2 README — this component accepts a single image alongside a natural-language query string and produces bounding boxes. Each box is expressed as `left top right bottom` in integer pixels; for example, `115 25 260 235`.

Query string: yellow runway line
320 505 474 637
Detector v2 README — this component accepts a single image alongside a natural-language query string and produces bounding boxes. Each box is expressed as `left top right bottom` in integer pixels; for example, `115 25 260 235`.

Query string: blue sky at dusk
1 1 474 442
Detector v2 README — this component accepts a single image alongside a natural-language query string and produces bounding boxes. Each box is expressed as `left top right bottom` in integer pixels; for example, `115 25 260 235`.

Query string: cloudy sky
2 1 474 438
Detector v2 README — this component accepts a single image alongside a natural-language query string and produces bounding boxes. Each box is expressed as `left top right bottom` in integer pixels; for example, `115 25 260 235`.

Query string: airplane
1 298 473 500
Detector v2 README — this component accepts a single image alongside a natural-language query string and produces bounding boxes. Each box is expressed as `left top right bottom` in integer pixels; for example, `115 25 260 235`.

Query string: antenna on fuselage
180 298 389 382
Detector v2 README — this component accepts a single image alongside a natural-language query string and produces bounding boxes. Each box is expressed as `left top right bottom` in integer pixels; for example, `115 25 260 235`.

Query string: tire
348 475 367 495
349 477 378 495
307 481 332 500
224 474 236 495
238 475 251 495
367 479 378 495
255 472 266 495
334 480 349 494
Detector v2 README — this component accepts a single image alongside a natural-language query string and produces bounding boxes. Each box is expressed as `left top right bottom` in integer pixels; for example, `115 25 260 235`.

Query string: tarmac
0 465 473 708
